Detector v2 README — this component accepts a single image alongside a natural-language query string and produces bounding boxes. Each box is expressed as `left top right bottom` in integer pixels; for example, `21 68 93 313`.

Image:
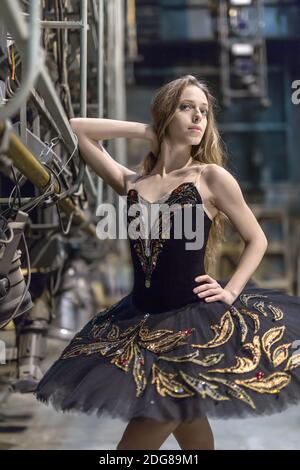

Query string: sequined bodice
126 181 212 314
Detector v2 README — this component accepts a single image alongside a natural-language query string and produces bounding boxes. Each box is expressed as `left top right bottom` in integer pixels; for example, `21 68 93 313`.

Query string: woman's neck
150 155 194 178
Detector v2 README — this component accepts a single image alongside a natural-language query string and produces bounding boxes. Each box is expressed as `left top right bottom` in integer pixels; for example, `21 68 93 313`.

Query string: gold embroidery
268 303 284 321
133 343 147 397
207 335 261 374
262 326 285 363
272 343 292 367
91 320 111 339
157 350 225 367
61 342 107 359
235 372 291 394
180 371 230 401
62 314 196 398
240 308 260 334
284 353 300 371
107 325 122 340
199 373 256 410
192 311 234 349
151 363 194 398
110 341 135 372
139 326 177 340
252 300 269 316
140 327 195 353
239 293 268 309
59 289 300 410
229 305 248 343
239 294 284 321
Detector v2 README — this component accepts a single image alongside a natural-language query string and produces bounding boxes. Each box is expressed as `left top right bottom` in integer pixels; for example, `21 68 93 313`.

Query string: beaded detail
127 182 208 288
59 292 300 409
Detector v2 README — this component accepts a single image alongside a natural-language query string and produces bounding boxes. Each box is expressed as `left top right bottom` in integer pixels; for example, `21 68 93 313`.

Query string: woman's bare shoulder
199 163 232 182
192 161 215 178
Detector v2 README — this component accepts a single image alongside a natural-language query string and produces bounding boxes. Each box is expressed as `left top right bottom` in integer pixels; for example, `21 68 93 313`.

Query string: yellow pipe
0 122 96 237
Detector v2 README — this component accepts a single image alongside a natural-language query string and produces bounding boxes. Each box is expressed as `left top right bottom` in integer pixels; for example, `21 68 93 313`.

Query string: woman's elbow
69 118 82 134
248 233 268 251
260 234 268 252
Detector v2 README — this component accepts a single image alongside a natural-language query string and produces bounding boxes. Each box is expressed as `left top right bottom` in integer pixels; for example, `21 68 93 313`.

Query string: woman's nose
193 109 202 120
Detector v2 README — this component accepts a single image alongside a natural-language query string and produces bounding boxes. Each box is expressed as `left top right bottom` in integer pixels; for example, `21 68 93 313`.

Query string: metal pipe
114 0 127 167
0 0 42 120
80 0 88 119
39 21 86 29
97 0 104 207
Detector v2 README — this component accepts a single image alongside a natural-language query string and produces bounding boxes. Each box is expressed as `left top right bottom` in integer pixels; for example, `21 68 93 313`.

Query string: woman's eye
180 104 191 110
180 104 208 116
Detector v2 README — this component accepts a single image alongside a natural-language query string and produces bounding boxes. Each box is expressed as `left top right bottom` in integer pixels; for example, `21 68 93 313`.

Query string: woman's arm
70 117 152 141
69 118 155 195
205 164 268 299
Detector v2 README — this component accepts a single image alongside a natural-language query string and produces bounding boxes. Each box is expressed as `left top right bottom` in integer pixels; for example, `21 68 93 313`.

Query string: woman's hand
193 274 236 306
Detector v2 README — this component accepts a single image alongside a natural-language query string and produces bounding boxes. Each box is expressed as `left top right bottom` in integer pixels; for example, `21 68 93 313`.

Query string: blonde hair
135 74 230 272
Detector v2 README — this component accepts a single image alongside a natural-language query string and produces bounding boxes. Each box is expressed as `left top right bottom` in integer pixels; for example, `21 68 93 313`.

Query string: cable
14 158 65 214
49 256 66 297
52 158 70 192
56 132 79 179
3 131 80 217
1 132 85 241
55 204 75 235
11 166 21 208
2 135 63 216
13 133 78 212
0 214 14 244
18 171 57 213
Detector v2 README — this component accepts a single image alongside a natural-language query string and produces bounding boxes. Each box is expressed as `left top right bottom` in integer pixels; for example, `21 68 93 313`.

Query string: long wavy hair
135 74 230 272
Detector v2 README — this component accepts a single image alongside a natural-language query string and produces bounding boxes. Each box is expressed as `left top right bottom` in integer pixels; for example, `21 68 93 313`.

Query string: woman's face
165 85 209 146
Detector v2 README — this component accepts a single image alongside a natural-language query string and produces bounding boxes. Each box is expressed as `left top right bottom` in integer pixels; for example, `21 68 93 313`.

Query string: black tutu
34 282 300 423
34 181 300 422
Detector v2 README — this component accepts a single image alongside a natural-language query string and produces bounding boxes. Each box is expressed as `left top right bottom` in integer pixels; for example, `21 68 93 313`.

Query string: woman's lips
189 128 202 133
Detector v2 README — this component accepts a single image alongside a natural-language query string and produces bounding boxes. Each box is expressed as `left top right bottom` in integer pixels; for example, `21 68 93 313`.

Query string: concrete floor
1 338 300 450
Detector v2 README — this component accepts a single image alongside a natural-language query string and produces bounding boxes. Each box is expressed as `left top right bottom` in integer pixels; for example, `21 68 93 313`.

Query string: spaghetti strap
196 163 206 186
194 164 206 197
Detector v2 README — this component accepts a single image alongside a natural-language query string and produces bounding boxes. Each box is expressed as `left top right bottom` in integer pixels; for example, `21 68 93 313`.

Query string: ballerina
34 75 300 450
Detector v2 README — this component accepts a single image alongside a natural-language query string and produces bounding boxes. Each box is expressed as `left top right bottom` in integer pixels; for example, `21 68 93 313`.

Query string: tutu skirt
34 281 300 423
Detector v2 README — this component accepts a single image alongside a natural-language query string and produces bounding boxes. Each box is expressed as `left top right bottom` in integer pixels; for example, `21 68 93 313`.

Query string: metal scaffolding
0 0 130 401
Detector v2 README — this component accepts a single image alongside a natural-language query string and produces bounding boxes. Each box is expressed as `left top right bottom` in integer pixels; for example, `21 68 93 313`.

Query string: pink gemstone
184 329 193 335
256 371 265 380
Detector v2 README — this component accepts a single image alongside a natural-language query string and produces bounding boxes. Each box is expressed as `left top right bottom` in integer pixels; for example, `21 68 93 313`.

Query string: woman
34 75 300 450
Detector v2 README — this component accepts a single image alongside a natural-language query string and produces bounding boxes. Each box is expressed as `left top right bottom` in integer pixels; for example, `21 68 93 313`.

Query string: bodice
126 181 212 314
